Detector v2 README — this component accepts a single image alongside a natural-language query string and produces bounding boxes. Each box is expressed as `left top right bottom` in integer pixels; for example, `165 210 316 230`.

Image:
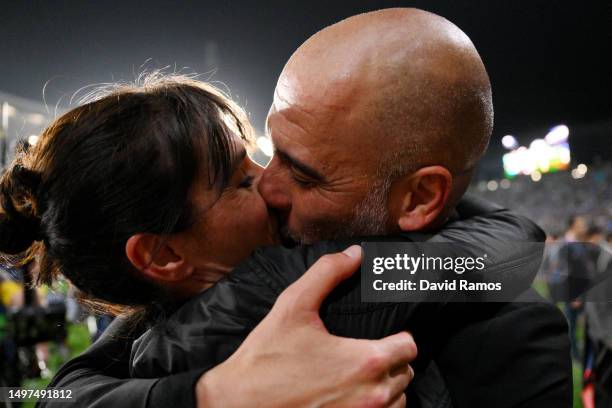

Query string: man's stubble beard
285 178 393 245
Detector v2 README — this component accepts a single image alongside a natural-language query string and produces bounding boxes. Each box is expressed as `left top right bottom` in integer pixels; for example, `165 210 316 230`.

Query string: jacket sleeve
37 316 206 408
434 294 573 408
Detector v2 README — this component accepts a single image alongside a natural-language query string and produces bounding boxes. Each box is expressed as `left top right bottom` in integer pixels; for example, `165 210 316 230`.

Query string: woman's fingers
377 331 418 370
386 364 414 405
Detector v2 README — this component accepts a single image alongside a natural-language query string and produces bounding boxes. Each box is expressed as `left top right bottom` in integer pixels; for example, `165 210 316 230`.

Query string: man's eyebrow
275 148 325 182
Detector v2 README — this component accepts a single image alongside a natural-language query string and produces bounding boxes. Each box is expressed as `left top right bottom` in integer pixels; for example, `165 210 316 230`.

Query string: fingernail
342 245 362 259
409 365 415 380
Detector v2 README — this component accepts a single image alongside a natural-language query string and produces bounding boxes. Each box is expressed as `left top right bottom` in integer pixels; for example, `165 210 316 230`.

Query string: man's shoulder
243 240 360 288
486 297 568 337
436 293 572 407
450 292 568 342
439 292 570 378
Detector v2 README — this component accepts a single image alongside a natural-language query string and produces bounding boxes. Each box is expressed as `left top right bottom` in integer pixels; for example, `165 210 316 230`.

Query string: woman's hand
196 245 417 408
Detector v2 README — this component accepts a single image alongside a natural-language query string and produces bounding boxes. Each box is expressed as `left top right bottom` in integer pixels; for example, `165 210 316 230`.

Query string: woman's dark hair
0 73 252 316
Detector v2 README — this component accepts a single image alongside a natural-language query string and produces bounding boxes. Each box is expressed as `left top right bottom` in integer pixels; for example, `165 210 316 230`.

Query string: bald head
261 8 493 242
276 8 492 176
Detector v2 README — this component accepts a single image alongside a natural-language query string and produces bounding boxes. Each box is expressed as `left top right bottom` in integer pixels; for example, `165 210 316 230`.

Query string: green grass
573 363 583 408
532 278 550 299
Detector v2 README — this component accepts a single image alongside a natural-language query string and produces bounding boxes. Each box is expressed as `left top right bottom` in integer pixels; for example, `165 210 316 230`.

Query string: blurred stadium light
544 124 569 145
501 134 518 150
28 135 40 146
256 136 274 157
571 163 589 179
502 124 571 179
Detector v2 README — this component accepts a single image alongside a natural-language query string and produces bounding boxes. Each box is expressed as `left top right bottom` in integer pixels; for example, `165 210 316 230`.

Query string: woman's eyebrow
230 147 247 174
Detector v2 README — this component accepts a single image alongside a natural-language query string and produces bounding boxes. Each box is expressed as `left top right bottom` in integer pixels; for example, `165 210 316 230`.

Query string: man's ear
125 234 194 284
388 166 452 232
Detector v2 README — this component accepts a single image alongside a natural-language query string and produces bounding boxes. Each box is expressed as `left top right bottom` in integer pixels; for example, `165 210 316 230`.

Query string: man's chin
280 224 343 247
279 225 324 247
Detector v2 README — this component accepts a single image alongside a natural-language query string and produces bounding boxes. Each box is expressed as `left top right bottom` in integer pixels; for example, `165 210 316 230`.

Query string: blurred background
0 1 609 407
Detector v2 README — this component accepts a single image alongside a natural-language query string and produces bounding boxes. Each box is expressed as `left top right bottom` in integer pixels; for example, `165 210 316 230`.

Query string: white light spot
545 125 569 145
502 135 518 150
256 136 274 157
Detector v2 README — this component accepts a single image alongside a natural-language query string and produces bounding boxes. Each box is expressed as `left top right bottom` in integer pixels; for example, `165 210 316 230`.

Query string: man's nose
259 159 292 211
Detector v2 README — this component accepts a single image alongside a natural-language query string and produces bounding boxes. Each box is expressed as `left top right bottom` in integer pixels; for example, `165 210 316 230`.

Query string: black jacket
40 197 572 408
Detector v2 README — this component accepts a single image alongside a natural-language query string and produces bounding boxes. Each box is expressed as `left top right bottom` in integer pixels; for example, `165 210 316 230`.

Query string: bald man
261 8 492 244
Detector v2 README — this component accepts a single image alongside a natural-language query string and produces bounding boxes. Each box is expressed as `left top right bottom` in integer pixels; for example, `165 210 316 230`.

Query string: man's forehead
268 102 349 181
268 87 360 144
267 108 328 160
268 70 382 173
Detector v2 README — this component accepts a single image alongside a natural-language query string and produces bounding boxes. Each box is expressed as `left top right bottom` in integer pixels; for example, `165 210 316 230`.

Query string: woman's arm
39 248 415 408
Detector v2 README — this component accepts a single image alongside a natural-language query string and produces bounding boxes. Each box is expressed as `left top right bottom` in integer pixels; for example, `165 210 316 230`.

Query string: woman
0 74 278 317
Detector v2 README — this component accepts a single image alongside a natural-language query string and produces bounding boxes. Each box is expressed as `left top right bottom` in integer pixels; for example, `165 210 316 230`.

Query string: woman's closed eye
238 174 255 189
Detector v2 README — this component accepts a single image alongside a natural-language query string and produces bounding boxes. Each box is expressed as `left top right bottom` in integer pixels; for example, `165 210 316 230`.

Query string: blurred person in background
583 229 612 407
0 262 56 386
562 214 591 360
0 266 22 387
0 266 24 310
542 229 565 302
596 232 612 274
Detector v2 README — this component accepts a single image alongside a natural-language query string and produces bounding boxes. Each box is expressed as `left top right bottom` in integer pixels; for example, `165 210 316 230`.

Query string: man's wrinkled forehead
267 82 338 150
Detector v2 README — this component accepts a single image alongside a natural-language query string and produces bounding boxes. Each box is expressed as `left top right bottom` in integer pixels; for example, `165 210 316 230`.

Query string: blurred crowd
470 162 612 236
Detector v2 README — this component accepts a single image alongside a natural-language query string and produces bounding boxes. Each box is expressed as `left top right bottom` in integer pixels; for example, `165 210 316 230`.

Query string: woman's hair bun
0 164 43 254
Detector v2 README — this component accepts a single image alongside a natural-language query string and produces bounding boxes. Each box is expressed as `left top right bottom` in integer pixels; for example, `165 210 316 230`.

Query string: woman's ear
388 166 452 232
125 234 195 284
